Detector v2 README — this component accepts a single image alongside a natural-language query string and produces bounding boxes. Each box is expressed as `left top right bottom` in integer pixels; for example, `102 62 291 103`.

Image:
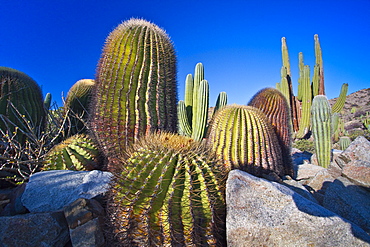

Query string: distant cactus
43 134 100 171
0 66 45 144
331 83 348 113
248 88 293 177
106 132 226 246
44 93 52 111
206 104 284 177
64 79 95 136
213 91 228 115
90 18 177 160
311 95 332 168
339 136 351 151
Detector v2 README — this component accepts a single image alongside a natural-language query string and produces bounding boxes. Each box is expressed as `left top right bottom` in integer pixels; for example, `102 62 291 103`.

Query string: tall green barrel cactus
43 134 101 171
311 95 332 168
248 88 293 177
64 79 95 136
0 67 45 143
90 18 177 159
206 104 284 177
106 132 226 246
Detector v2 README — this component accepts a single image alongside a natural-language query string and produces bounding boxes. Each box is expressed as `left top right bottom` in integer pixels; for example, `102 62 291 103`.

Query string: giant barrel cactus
248 88 293 177
0 67 45 143
206 104 284 177
106 132 226 246
90 18 177 160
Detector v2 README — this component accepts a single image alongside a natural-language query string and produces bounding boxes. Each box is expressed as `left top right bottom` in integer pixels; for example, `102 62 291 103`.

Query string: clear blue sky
1 0 369 107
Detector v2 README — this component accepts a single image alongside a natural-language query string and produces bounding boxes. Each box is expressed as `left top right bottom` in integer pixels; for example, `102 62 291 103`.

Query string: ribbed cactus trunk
311 95 332 168
90 18 177 159
0 67 45 144
106 132 226 246
248 88 293 177
331 83 348 113
206 104 284 177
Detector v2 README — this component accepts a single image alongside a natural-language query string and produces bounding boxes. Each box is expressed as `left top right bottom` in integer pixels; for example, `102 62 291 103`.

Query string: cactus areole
91 18 178 157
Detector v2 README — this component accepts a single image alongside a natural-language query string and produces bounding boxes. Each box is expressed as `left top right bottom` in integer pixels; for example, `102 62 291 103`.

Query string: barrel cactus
43 134 101 171
206 104 284 177
248 88 293 177
90 18 177 160
106 132 226 246
64 79 95 136
0 66 45 143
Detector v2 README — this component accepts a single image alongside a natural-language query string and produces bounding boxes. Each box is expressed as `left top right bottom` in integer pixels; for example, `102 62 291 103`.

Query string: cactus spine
90 18 177 159
106 132 226 246
311 95 332 168
248 88 293 177
206 104 284 177
43 134 100 171
0 67 45 143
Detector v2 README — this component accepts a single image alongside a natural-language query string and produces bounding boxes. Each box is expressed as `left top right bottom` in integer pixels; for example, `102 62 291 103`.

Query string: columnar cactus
248 88 293 177
311 95 332 168
43 134 101 171
64 79 96 136
331 83 348 113
106 132 226 246
206 104 284 177
0 67 45 143
213 91 228 114
90 18 177 158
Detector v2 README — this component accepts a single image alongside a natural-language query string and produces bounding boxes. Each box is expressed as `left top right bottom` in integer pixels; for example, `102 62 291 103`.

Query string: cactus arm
311 95 332 168
314 34 325 95
332 83 348 113
191 79 209 141
44 93 52 110
295 65 312 139
184 74 194 123
177 100 192 137
214 91 228 114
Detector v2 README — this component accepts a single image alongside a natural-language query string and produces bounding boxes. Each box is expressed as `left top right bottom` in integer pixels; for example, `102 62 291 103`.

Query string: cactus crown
106 132 226 246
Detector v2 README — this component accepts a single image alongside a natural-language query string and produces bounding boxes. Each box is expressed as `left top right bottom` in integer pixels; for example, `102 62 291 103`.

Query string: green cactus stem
339 136 351 151
248 88 293 177
213 91 228 114
314 34 325 95
90 18 177 159
43 134 101 171
311 95 332 168
295 65 312 139
44 93 52 111
331 83 348 113
206 104 284 177
106 132 226 246
0 66 46 144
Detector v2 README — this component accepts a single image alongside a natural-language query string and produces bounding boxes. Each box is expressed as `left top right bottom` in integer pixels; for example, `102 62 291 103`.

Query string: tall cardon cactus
206 104 284 177
177 63 227 141
0 67 45 144
311 95 332 168
90 18 177 160
106 132 226 246
248 88 293 177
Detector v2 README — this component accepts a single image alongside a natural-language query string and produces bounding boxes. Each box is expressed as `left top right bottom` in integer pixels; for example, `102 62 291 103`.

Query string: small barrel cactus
0 67 46 143
206 104 284 177
339 136 351 151
43 134 101 171
248 88 293 177
90 18 177 160
106 132 226 246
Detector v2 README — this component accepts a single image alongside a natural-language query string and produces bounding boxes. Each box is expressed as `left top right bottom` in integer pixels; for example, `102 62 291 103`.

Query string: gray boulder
226 169 370 246
323 176 370 234
22 170 112 213
0 211 69 247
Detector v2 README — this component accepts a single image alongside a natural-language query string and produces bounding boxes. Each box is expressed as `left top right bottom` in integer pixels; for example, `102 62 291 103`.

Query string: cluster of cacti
177 63 227 141
276 35 348 139
90 18 178 160
43 134 101 171
248 88 293 176
63 79 96 136
206 104 284 177
106 132 226 246
311 95 332 168
0 67 46 144
362 112 370 131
